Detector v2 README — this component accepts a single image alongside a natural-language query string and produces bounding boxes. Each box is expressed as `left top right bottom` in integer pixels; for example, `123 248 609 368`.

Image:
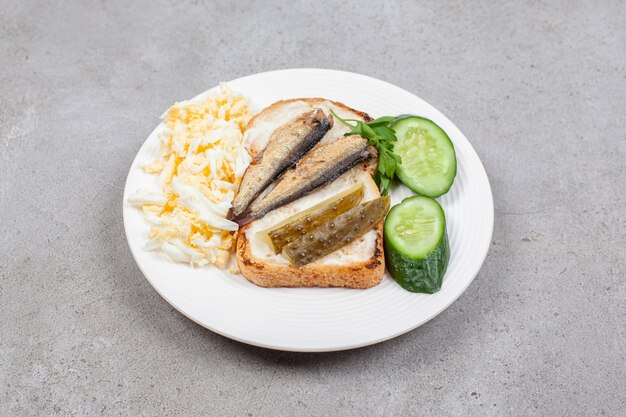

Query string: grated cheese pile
128 85 252 268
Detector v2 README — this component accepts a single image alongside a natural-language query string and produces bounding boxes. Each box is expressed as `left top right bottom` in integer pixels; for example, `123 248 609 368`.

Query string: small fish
230 108 333 219
236 135 373 225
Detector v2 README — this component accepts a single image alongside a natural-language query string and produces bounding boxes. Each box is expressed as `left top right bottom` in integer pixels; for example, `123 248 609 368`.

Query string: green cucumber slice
392 116 456 197
384 195 449 294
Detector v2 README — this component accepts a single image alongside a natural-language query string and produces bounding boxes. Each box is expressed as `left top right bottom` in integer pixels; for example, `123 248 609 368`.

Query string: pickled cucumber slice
258 184 364 254
283 196 390 267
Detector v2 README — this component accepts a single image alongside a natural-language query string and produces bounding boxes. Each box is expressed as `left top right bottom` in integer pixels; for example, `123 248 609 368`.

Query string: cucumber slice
392 116 456 197
384 196 449 294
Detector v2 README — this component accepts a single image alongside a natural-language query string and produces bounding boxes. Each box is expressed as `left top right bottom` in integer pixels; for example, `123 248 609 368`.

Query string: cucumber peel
384 195 449 294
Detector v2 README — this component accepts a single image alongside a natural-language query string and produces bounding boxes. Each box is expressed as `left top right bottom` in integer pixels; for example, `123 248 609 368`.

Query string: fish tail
233 209 257 227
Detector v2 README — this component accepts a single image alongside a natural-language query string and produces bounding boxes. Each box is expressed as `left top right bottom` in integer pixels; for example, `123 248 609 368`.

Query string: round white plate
123 69 494 352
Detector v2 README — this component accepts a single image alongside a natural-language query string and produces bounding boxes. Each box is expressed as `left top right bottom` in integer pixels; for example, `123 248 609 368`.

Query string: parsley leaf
330 109 402 196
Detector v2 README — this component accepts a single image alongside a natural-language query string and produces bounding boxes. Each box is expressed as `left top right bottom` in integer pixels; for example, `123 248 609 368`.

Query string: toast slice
236 98 385 289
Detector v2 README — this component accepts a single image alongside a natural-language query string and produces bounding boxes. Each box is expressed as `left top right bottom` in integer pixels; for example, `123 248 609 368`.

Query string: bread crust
246 97 372 133
236 98 384 289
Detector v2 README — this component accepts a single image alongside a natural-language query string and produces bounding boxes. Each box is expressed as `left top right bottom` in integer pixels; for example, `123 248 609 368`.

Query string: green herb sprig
330 109 401 196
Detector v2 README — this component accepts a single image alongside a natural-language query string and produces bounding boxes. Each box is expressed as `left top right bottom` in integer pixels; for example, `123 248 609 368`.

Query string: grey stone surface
1 0 624 415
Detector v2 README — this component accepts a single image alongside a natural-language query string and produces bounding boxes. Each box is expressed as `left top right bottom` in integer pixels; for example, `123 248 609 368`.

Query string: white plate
123 69 494 352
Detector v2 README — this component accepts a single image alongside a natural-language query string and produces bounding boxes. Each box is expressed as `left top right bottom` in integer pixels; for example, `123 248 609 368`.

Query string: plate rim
122 68 494 352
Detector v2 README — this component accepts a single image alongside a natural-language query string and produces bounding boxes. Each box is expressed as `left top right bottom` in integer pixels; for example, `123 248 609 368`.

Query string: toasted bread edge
246 97 373 132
